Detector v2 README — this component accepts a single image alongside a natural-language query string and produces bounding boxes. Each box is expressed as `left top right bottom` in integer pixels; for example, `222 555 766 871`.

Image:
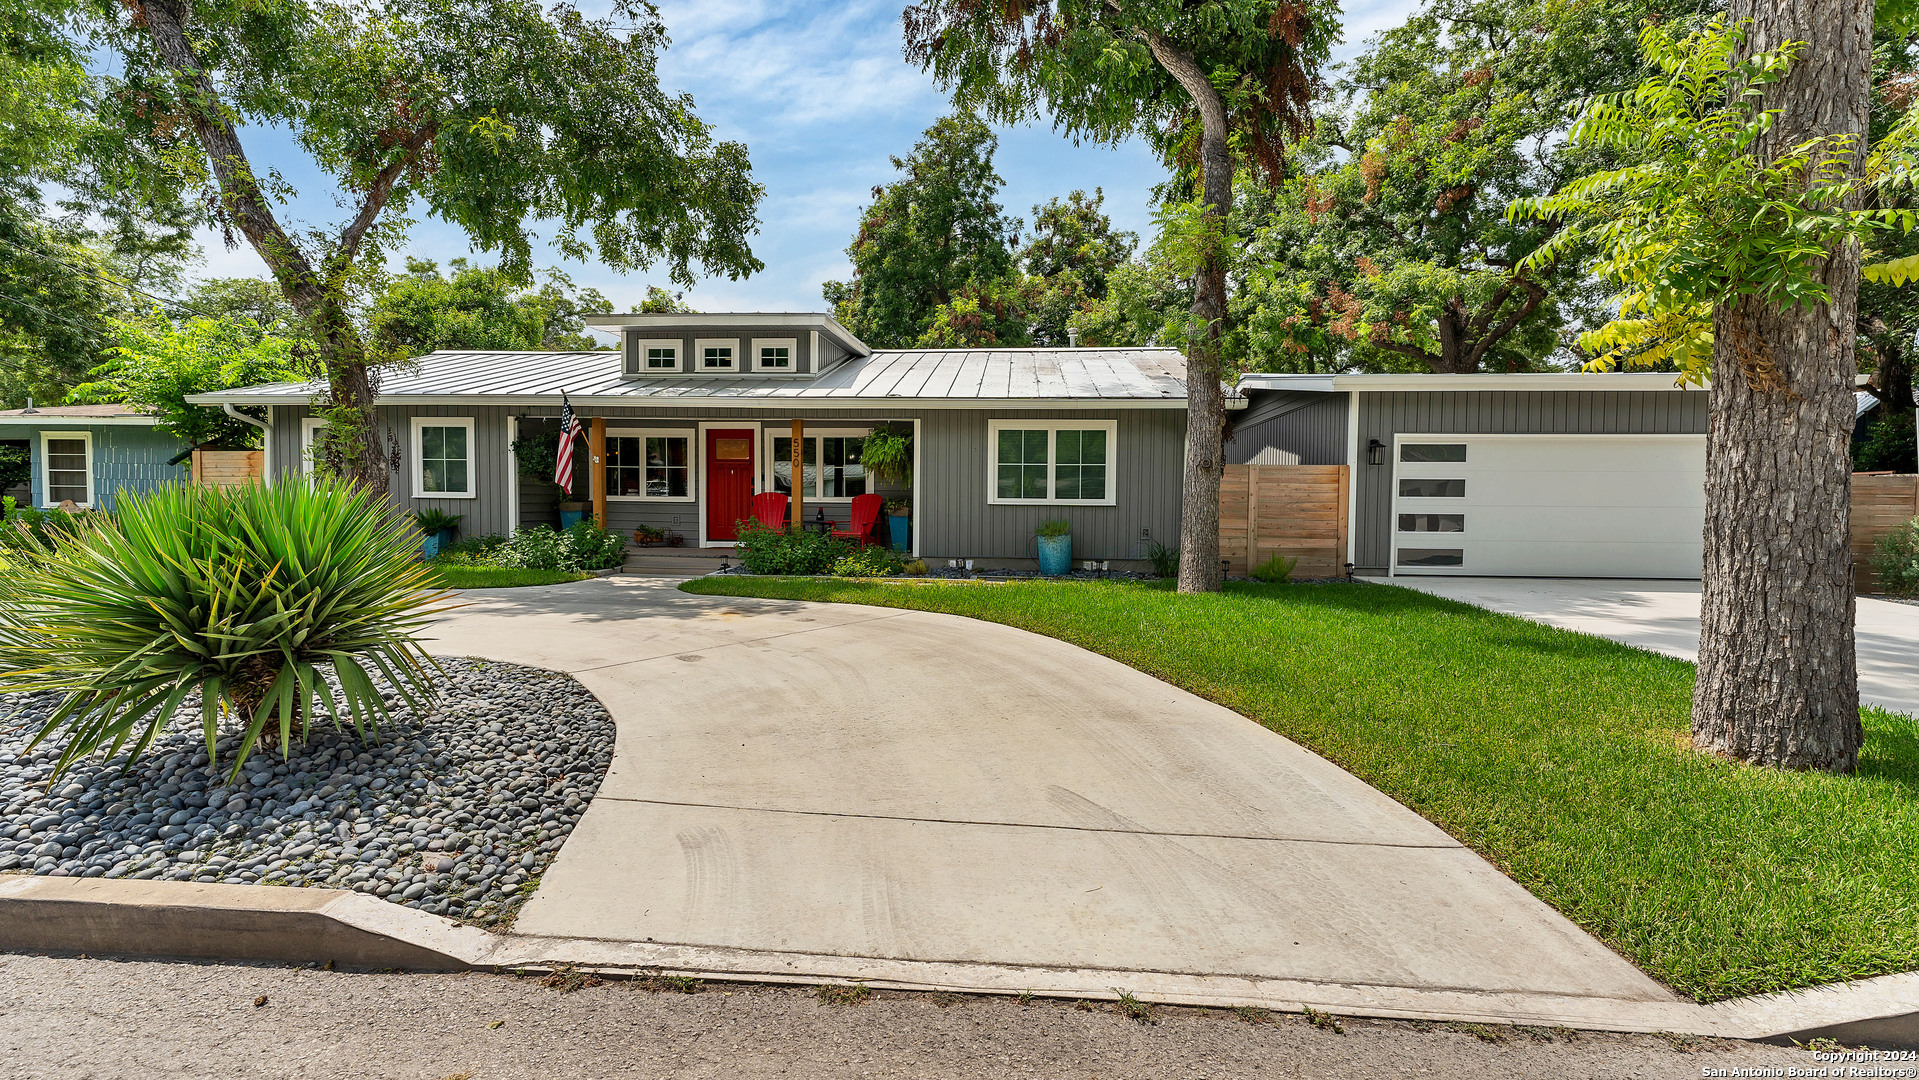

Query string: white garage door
1390 434 1707 578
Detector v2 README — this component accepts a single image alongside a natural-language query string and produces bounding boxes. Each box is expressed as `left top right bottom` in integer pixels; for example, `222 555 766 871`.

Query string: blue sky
190 0 1419 319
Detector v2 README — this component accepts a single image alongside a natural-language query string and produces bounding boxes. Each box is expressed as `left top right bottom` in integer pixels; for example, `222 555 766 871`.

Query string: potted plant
884 498 912 552
557 500 589 530
412 509 463 560
633 524 668 547
1035 519 1072 577
862 427 913 485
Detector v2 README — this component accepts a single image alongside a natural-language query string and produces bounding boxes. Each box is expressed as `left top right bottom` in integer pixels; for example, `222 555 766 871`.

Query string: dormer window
625 338 681 375
753 337 798 372
697 338 738 371
646 346 677 370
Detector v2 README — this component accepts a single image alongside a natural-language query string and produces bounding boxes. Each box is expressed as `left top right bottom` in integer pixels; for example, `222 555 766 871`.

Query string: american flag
554 392 584 494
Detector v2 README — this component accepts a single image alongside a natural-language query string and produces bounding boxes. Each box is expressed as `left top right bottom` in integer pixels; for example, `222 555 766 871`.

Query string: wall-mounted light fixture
1366 438 1385 466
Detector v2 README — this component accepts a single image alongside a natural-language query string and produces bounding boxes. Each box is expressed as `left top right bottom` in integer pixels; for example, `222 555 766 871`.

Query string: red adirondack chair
831 493 885 546
747 491 789 531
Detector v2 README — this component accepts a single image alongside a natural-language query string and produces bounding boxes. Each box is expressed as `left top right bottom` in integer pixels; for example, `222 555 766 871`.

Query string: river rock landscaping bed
0 658 614 927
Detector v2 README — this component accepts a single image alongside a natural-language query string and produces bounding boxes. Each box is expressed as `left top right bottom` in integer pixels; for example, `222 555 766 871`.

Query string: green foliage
733 521 856 575
824 115 1021 348
0 503 90 551
411 508 464 536
901 558 929 576
1035 518 1073 538
1144 537 1181 577
368 258 614 358
495 520 627 573
1019 189 1138 346
861 428 913 484
0 443 26 492
427 564 587 589
432 532 510 564
831 546 906 578
884 498 913 517
1856 408 1919 471
1253 553 1299 583
1871 517 1919 596
1512 19 1900 382
182 278 305 334
67 313 302 446
512 426 561 480
0 478 445 780
634 286 694 313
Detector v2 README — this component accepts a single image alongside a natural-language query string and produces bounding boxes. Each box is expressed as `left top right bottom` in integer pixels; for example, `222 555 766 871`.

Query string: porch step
623 555 733 577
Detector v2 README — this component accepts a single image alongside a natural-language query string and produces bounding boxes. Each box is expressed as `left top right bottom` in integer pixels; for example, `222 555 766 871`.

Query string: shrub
1871 517 1919 597
0 479 445 780
1253 553 1299 584
833 546 905 578
1144 537 1180 577
1 504 95 552
412 508 464 536
901 558 928 576
734 520 855 575
497 519 627 572
1035 518 1072 538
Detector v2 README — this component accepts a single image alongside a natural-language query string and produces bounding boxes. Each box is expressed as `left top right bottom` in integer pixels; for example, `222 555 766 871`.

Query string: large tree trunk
1148 35 1229 594
1693 0 1868 771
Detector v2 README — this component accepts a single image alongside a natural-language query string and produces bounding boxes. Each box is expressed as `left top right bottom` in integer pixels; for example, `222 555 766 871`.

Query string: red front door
705 428 756 541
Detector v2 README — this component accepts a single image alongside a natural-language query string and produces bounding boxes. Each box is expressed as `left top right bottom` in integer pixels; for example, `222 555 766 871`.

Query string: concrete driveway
1390 578 1919 716
422 577 1678 1024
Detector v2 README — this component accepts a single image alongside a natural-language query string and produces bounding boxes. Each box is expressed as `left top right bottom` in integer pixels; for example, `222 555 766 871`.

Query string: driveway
423 577 1677 1023
1390 578 1919 716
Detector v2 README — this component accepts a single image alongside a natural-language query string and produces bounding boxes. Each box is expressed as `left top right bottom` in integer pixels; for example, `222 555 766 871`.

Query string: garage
1389 433 1707 579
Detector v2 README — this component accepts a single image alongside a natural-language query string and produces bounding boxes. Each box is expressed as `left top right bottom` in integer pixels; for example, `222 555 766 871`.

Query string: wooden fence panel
1854 473 1919 591
191 449 264 489
1219 464 1349 578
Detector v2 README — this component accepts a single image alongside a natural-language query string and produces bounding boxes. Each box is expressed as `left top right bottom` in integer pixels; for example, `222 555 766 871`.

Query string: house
0 404 188 511
185 313 1192 568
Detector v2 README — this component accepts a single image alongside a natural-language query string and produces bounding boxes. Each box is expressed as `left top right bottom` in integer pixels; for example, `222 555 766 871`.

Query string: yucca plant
0 478 450 781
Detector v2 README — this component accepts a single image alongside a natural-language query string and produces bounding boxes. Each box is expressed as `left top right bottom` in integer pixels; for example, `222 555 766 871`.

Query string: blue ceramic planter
887 514 911 552
1037 534 1072 576
559 509 586 530
421 529 453 561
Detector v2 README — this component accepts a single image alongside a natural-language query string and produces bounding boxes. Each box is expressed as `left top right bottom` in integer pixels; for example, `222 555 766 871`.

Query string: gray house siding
622 325 824 376
1227 392 1348 465
0 423 186 510
265 403 1186 561
1350 388 1711 572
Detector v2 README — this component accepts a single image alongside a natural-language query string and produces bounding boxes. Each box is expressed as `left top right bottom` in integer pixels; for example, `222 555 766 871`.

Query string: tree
904 0 1337 592
368 258 613 357
1017 189 1138 346
78 0 765 492
635 286 696 314
183 278 304 335
1855 26 1919 471
824 115 1022 347
69 314 303 448
1515 19 1876 771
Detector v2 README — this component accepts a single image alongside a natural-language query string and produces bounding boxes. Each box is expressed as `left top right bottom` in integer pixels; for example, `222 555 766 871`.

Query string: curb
2 877 1914 1047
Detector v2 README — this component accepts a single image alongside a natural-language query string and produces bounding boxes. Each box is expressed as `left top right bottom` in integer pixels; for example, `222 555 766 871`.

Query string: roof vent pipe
1067 327 1080 347
22 397 35 413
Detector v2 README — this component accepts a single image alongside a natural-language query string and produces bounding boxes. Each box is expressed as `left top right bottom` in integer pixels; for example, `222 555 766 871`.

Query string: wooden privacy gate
190 449 263 488
1219 464 1349 578
1854 473 1919 591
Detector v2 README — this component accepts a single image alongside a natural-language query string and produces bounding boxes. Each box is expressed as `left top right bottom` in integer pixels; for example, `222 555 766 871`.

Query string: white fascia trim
581 313 872 356
603 426 696 502
2 415 159 426
694 338 739 373
38 429 94 508
984 418 1119 508
184 395 1192 410
1237 373 1709 394
409 415 477 499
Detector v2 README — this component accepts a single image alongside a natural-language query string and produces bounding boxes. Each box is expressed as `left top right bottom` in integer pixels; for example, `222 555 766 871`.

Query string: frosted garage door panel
1392 436 1705 579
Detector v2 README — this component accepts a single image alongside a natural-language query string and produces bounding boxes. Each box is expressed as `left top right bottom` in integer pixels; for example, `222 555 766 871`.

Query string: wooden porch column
589 416 607 525
790 418 805 529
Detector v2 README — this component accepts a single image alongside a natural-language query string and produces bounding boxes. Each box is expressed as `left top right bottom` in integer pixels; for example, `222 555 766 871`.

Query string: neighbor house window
696 338 738 371
753 337 797 372
769 431 866 499
411 417 475 498
987 420 1117 505
41 432 91 506
606 431 692 500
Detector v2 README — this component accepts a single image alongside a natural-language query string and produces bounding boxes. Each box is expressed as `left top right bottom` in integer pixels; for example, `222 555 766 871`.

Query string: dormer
581 312 871 380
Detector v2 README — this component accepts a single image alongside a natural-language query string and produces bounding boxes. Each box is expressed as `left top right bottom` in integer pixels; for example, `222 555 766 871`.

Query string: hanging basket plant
862 426 912 485
512 425 561 482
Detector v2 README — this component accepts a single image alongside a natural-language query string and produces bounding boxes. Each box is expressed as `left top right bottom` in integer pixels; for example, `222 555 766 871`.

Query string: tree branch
335 124 439 265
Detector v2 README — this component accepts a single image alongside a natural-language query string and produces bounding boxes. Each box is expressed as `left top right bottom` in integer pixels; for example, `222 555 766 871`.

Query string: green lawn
428 565 591 589
682 575 1919 1002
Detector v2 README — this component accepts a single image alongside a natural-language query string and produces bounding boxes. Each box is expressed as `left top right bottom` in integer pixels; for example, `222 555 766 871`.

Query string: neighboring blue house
0 404 189 510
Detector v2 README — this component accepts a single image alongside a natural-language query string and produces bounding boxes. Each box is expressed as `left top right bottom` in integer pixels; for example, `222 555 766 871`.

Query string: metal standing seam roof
185 347 1194 406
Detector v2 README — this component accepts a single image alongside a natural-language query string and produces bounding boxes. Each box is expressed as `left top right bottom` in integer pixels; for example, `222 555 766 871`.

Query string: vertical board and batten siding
269 403 1188 560
1352 389 1711 571
1227 393 1348 466
622 325 833 375
0 424 187 510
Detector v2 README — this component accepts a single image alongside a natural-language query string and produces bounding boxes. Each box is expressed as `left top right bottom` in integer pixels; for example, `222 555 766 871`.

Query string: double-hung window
606 430 693 500
40 431 92 506
768 430 867 500
411 417 475 498
987 420 1116 505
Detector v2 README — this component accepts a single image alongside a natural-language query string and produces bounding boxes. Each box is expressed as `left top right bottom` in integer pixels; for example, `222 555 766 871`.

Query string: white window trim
985 419 1118 507
762 427 873 503
695 337 739 372
604 427 696 502
410 416 477 499
300 416 328 476
751 337 798 373
629 338 682 374
39 429 93 508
